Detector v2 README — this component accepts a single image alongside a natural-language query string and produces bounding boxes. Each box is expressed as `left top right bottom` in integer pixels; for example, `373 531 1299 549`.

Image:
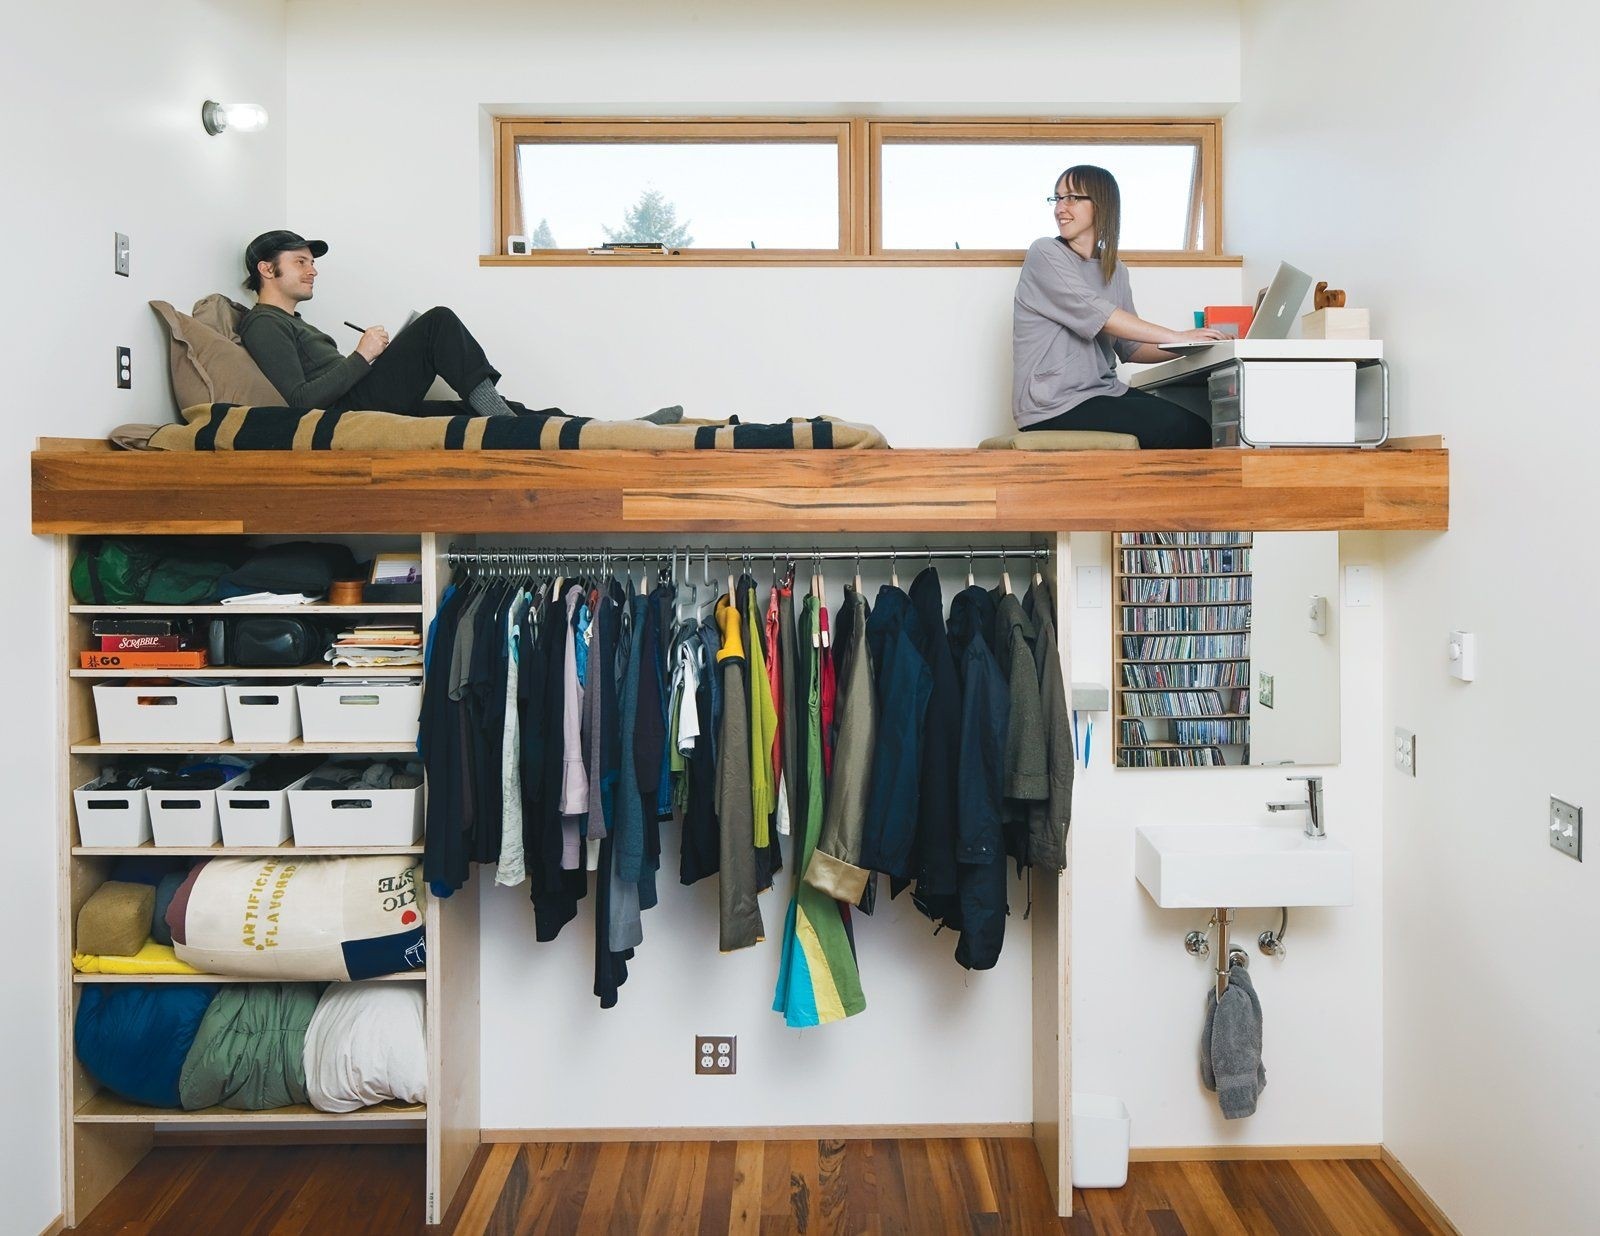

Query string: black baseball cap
244 229 328 277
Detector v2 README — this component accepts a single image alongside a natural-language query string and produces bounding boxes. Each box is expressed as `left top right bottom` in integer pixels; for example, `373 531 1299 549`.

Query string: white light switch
1448 630 1476 681
1307 594 1328 635
1075 565 1103 608
1344 564 1374 607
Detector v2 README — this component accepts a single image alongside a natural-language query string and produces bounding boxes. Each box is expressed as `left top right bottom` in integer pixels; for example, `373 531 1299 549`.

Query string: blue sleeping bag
76 983 217 1108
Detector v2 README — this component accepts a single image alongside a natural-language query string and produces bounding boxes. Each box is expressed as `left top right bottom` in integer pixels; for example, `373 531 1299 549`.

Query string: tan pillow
189 293 250 343
980 430 1141 450
149 299 283 418
77 881 157 957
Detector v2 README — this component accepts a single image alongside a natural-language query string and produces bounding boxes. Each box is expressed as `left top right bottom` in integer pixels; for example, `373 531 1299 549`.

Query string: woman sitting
1012 164 1221 448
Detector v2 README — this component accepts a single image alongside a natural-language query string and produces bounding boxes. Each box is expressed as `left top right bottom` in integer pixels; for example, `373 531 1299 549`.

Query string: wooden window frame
486 115 1234 268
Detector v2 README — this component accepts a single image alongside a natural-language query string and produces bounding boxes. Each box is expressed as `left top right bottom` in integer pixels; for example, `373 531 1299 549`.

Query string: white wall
1069 531 1384 1147
0 2 287 1228
1231 3 1599 1231
284 0 1255 1130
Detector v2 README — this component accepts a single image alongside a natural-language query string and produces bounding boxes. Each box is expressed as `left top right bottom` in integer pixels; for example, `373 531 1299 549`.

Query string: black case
207 617 332 668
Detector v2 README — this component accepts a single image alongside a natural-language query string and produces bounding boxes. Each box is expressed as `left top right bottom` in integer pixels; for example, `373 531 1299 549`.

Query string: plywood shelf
71 604 423 615
72 842 423 856
74 1095 426 1124
31 442 1449 534
72 665 420 678
72 739 418 754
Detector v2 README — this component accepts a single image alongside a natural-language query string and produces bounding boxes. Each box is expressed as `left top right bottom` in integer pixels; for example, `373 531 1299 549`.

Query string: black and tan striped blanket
113 403 888 451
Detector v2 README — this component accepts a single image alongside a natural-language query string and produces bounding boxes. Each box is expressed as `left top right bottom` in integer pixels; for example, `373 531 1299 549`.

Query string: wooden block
1300 308 1370 340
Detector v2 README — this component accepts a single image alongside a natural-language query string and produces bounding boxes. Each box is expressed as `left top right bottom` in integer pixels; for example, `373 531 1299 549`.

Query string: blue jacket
859 585 932 879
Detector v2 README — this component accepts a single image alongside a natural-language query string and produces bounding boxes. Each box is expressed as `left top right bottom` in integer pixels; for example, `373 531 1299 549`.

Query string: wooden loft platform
31 437 1448 535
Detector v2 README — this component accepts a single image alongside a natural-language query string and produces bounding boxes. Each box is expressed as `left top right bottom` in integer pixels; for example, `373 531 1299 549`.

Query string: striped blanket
114 403 888 452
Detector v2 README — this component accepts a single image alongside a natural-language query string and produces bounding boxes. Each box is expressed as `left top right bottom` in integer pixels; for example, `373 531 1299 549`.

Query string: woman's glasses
1047 193 1092 205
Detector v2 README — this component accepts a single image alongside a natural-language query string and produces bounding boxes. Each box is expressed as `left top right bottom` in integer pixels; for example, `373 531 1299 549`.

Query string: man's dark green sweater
238 303 371 409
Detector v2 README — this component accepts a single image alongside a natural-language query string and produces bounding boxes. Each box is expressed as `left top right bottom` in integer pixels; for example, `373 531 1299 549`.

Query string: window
491 117 1224 266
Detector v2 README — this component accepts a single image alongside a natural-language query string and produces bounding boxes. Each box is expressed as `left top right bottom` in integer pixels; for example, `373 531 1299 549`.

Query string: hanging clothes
558 583 588 871
590 583 631 1009
994 588 1049 869
804 586 875 905
608 590 648 951
776 573 802 843
421 583 470 896
495 585 529 887
907 567 960 918
859 584 932 883
947 584 1010 972
1023 579 1073 872
529 582 583 942
679 616 721 886
773 591 867 1028
714 593 763 951
738 574 783 893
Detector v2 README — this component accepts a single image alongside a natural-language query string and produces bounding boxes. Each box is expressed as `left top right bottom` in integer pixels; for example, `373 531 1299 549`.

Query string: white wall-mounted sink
1135 824 1354 909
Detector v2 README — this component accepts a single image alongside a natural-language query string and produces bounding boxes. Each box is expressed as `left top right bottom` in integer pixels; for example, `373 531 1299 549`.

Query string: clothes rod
447 545 1048 566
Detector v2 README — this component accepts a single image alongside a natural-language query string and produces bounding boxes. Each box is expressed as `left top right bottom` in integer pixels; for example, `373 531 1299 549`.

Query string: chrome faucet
1267 774 1325 838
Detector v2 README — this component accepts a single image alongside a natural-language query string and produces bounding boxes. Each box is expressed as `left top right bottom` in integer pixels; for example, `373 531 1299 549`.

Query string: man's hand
356 326 390 362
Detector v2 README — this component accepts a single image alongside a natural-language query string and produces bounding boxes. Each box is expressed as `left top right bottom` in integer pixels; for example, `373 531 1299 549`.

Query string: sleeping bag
303 981 428 1112
75 983 217 1108
179 982 321 1110
166 856 425 980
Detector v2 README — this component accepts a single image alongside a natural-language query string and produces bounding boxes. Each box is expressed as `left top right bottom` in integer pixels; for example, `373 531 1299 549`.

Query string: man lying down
238 228 662 423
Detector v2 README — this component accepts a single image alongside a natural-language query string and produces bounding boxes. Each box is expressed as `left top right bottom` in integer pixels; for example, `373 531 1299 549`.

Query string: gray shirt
1012 238 1141 428
238 302 370 409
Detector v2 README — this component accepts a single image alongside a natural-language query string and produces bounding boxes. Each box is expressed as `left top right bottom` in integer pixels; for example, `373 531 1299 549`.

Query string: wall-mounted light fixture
201 100 269 136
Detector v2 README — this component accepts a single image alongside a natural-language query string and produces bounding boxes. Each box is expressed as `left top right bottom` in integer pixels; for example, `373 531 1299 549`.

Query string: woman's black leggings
1022 389 1212 449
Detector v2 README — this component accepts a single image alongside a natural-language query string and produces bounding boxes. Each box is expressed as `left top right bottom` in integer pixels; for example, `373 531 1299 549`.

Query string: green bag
71 538 245 605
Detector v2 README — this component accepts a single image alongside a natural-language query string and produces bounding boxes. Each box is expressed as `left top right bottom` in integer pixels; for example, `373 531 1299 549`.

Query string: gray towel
1200 963 1266 1119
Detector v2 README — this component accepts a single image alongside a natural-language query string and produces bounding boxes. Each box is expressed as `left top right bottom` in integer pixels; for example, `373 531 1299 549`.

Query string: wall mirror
1113 530 1340 768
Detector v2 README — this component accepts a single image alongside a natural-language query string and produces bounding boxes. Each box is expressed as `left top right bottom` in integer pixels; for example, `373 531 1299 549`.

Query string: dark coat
908 568 961 919
859 584 932 880
948 584 1010 971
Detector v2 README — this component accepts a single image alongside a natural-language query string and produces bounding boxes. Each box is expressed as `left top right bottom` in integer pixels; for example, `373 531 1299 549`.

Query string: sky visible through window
515 139 1198 251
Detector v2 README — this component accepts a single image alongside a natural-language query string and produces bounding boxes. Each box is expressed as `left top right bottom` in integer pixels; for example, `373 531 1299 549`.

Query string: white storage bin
74 779 151 847
224 684 303 744
93 684 231 745
219 772 313 847
149 770 251 847
289 781 423 847
296 683 421 744
1072 1094 1131 1189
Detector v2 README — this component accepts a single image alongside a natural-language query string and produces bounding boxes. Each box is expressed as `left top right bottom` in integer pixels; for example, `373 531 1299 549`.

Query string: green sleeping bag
178 983 322 1110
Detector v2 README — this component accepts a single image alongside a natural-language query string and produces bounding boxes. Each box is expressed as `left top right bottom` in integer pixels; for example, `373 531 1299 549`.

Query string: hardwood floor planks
75 1139 1460 1236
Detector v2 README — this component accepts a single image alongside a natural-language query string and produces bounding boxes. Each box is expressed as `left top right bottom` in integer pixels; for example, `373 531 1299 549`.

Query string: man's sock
467 379 516 418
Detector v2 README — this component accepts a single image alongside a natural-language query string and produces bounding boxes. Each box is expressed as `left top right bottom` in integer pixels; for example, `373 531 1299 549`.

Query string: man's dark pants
333 306 502 416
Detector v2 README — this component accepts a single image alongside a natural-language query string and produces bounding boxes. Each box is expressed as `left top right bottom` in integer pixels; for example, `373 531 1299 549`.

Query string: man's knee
417 305 461 333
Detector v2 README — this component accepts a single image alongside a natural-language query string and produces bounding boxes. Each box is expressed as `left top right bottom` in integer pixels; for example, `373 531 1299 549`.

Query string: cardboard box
1300 307 1370 340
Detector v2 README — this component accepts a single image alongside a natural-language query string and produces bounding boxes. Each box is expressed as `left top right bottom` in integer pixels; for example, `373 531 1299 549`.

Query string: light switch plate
1345 564 1374 607
1550 797 1582 861
1394 727 1416 776
114 232 130 277
1258 672 1275 709
1448 630 1476 681
1075 565 1103 608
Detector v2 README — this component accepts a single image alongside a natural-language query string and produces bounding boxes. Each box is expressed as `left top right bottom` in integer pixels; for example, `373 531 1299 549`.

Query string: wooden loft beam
31 445 1448 535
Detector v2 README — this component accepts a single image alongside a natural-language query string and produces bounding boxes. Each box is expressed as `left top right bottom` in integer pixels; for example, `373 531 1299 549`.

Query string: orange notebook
80 650 210 670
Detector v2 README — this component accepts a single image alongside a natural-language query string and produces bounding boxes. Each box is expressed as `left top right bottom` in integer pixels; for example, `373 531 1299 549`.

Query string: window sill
478 251 1244 270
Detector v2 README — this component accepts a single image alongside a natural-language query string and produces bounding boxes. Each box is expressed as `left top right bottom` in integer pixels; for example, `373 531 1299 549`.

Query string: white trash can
1071 1094 1131 1189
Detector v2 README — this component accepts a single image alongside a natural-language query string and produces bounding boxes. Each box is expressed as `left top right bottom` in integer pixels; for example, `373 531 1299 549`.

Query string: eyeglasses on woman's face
1048 193 1092 205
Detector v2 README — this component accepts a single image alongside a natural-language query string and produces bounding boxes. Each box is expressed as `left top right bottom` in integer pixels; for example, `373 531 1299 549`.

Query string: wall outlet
1258 672 1275 709
116 346 131 389
1550 797 1582 861
695 1035 736 1075
114 232 130 277
1394 727 1416 776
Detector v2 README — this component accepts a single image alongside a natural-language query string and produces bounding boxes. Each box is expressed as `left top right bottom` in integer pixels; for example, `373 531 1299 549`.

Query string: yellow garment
744 586 779 847
73 939 203 975
715 594 743 660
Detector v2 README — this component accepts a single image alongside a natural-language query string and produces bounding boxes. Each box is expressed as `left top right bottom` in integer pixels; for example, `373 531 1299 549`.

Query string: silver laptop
1161 262 1314 351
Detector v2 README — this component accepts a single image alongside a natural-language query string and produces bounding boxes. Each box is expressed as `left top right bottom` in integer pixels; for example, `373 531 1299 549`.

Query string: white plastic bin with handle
1071 1094 1131 1189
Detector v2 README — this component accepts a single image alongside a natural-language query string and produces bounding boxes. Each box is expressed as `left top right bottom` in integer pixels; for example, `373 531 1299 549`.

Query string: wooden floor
72 1139 1452 1235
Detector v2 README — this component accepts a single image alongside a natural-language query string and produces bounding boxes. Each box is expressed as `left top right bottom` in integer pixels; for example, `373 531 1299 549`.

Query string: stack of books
325 624 423 668
80 619 207 669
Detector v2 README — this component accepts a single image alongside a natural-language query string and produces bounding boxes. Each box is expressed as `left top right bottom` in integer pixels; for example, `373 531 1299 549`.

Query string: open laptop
1159 262 1314 351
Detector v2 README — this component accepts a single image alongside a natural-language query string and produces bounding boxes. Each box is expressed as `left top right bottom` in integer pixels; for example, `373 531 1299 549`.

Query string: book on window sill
80 649 210 670
586 243 671 255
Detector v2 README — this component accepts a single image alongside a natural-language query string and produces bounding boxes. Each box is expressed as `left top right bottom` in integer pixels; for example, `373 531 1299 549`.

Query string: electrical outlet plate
114 232 130 277
116 346 131 390
1258 672 1275 709
1394 727 1416 776
695 1034 736 1075
1550 797 1582 861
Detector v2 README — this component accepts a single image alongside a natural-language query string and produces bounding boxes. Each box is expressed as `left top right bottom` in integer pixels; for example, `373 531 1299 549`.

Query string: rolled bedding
75 984 217 1108
166 856 425 980
179 982 322 1110
303 981 427 1112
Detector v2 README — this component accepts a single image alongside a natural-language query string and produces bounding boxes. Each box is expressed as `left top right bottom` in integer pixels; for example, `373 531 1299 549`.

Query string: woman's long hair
1057 164 1121 283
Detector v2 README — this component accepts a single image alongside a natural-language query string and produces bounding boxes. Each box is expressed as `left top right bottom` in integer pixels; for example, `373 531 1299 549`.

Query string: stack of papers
325 624 423 668
222 591 321 605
